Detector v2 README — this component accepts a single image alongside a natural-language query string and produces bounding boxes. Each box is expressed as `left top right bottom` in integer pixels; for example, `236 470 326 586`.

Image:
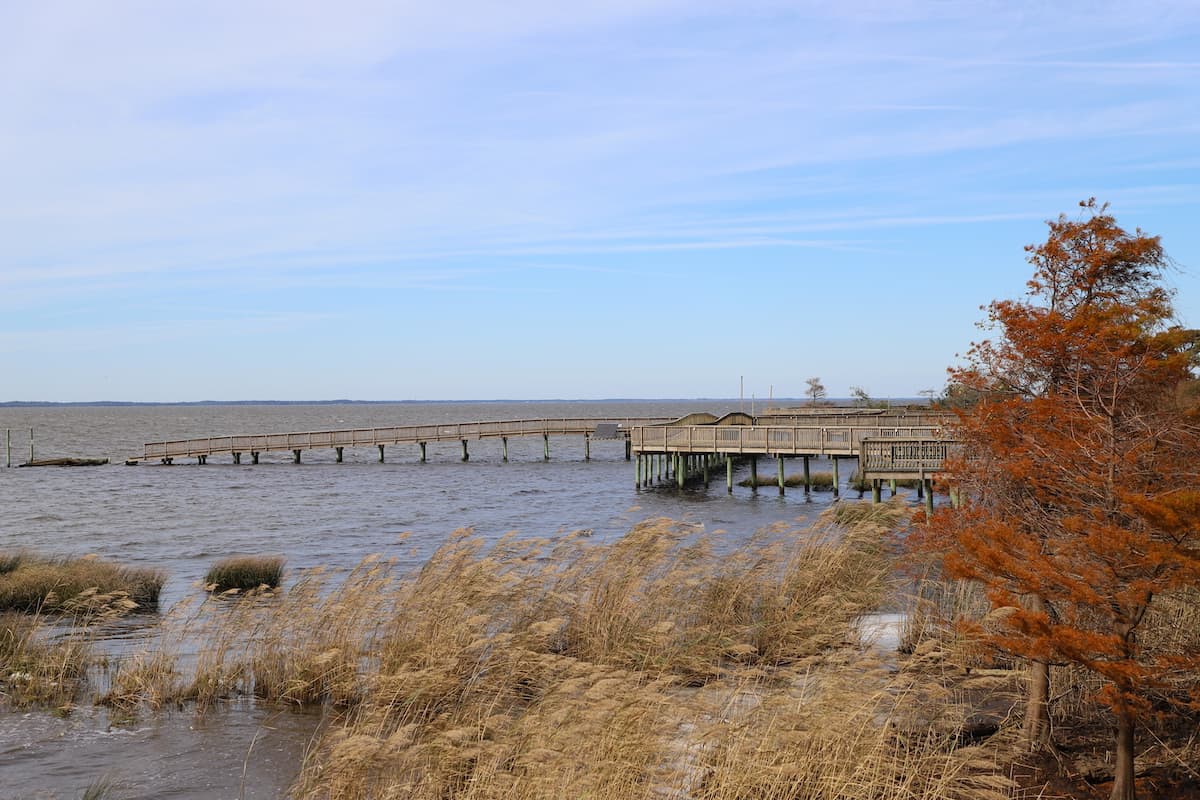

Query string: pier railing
857 437 960 478
630 425 943 456
142 417 674 459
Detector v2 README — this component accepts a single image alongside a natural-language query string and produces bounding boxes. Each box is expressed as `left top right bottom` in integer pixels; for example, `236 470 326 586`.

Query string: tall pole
29 428 33 464
5 429 10 468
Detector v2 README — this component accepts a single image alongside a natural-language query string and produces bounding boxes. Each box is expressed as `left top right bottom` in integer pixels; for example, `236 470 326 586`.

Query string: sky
3 1 1200 403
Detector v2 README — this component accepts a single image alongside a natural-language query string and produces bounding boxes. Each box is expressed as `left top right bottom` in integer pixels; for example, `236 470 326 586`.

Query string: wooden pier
128 417 675 465
628 410 957 514
126 408 959 513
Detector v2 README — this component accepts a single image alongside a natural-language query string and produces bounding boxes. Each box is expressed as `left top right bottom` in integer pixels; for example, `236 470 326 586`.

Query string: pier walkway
129 417 674 465
127 409 960 512
629 413 958 513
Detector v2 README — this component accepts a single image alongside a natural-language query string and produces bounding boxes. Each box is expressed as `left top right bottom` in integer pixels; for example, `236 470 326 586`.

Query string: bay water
0 400 873 798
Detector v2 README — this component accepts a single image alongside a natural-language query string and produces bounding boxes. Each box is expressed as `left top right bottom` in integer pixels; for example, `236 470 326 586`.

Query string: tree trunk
1023 657 1052 748
1110 705 1136 800
1021 594 1053 748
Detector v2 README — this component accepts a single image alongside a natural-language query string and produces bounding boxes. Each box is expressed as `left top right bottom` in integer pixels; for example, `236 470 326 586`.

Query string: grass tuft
848 471 925 493
737 472 836 490
0 551 25 575
204 556 285 593
0 553 164 613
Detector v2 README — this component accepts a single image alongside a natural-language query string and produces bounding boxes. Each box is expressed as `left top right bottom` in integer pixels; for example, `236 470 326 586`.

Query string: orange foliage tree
929 200 1200 800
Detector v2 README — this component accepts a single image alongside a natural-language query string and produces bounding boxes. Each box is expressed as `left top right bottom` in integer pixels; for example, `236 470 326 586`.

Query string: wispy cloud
2 1 1199 398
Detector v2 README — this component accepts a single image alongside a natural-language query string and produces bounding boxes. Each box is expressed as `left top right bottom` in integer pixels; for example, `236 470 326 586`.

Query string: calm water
0 401 888 798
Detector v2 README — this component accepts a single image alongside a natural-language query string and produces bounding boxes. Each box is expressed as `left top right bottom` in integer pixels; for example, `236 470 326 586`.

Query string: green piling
777 455 785 495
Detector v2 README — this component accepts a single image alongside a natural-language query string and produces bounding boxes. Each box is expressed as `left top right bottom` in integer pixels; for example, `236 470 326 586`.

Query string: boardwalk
628 413 957 513
128 409 960 513
130 417 675 464
629 423 943 458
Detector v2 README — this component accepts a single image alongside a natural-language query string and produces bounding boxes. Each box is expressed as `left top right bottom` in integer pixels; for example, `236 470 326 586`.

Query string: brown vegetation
13 498 1200 798
0 551 164 613
924 200 1200 799
95 501 1032 798
737 471 836 490
204 555 285 593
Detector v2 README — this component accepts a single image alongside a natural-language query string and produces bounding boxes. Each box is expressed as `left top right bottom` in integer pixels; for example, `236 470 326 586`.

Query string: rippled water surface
0 401 878 798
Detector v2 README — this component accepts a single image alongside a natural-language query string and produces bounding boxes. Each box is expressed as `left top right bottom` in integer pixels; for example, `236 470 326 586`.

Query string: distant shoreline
0 398 780 408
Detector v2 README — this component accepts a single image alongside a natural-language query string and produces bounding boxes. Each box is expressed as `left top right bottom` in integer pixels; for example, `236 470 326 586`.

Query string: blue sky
3 1 1199 402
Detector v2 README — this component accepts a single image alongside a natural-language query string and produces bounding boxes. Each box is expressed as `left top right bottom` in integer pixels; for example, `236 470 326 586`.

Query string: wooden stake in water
29 428 34 464
6 429 10 468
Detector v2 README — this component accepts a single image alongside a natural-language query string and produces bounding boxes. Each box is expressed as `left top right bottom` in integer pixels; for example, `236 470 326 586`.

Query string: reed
273 501 1017 798
204 555 285 593
93 503 1026 797
0 552 164 613
0 611 90 709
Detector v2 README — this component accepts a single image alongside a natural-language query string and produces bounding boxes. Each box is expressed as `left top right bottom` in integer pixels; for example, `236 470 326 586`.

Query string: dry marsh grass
1 586 139 710
277 501 1011 799
0 611 89 708
0 551 164 613
204 555 285 593
96 502 1020 798
737 472 836 490
848 472 924 494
